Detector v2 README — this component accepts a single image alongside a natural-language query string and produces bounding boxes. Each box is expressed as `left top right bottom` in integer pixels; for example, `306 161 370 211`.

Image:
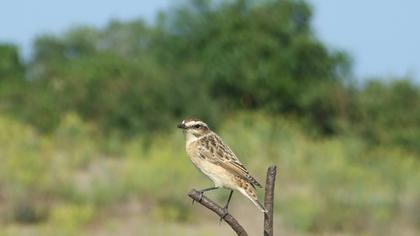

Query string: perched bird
177 118 267 221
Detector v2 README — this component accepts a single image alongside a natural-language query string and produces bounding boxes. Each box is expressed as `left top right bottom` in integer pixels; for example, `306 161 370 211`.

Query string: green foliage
0 44 26 115
357 79 420 152
159 0 351 118
16 20 221 133
0 44 24 80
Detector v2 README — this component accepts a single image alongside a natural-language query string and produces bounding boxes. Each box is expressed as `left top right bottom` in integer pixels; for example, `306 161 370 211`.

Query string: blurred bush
356 79 420 153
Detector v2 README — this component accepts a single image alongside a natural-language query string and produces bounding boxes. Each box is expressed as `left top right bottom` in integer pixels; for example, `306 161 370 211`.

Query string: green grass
0 112 419 235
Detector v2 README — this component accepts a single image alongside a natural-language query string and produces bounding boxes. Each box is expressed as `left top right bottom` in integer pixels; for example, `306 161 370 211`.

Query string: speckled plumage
179 119 266 212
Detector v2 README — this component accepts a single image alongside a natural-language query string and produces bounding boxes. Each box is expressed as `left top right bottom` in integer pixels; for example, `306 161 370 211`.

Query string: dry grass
0 112 419 235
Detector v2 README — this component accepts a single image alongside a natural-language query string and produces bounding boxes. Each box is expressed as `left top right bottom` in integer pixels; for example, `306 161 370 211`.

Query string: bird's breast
185 142 237 189
186 142 202 168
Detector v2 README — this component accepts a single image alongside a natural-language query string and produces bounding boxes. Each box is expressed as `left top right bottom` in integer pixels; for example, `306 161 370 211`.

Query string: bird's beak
177 122 186 129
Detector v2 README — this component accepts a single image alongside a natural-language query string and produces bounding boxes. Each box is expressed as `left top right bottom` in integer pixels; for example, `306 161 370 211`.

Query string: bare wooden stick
264 166 277 236
188 190 248 236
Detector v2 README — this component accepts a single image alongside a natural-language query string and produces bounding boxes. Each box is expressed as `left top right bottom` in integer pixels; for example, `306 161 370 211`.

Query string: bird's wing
198 134 262 188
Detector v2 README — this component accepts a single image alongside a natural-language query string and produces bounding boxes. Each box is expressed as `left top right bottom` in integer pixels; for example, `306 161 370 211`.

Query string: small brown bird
177 118 267 220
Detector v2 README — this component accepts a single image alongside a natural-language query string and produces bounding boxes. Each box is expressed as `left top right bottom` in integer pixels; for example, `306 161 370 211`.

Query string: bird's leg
192 186 219 204
219 190 234 223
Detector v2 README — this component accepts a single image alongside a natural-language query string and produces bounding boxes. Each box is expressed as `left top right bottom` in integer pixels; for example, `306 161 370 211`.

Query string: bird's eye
194 124 201 129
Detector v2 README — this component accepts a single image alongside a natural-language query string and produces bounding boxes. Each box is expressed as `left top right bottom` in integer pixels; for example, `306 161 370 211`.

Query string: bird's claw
192 191 204 205
219 207 229 224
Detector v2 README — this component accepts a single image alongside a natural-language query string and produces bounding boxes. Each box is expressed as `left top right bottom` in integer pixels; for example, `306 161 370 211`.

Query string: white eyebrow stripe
185 120 207 128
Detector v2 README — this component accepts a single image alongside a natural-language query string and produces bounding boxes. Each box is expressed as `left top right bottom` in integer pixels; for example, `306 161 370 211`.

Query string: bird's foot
219 207 229 224
192 191 204 205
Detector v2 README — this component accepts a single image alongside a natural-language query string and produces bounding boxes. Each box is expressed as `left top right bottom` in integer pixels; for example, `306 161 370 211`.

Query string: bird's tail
237 180 267 213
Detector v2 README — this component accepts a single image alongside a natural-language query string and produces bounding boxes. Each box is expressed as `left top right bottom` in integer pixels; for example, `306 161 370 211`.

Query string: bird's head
177 118 210 138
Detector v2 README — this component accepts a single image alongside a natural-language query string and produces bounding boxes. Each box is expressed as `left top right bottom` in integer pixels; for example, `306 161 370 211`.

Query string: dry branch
264 166 277 236
188 190 248 236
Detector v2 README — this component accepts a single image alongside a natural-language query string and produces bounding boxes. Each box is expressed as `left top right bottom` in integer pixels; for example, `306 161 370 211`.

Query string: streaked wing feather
198 134 262 188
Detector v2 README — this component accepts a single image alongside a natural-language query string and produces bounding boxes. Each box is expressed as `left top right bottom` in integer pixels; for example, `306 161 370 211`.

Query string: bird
177 118 267 221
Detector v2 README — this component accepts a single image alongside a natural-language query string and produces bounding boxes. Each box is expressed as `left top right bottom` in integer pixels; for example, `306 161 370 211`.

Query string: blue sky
1 0 419 81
